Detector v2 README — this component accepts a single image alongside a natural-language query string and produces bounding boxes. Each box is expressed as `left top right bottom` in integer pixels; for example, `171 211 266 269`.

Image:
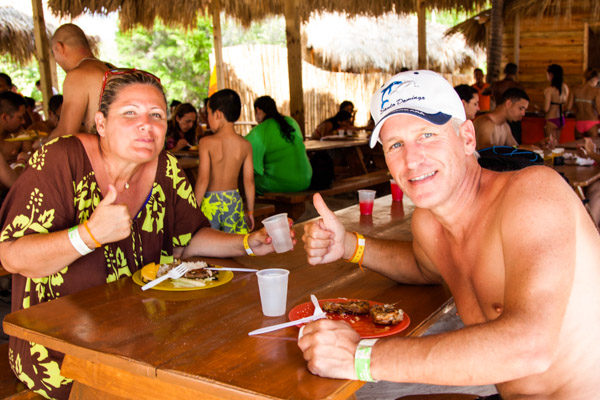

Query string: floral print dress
0 136 209 399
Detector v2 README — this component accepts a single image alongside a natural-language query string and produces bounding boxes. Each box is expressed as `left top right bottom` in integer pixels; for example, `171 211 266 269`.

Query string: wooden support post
417 0 427 69
513 15 520 66
31 0 53 118
284 0 305 138
211 0 225 90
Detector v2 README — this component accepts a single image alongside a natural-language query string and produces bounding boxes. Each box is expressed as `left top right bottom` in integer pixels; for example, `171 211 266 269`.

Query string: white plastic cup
262 213 293 253
256 268 290 316
358 189 376 215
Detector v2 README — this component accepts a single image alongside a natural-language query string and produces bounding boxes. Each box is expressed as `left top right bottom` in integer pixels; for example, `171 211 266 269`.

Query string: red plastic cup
359 201 374 215
390 179 403 202
358 190 376 215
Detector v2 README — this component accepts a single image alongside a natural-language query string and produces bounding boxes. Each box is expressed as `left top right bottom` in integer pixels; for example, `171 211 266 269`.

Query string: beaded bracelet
67 226 94 256
83 221 102 248
243 233 256 256
345 232 365 271
355 338 379 382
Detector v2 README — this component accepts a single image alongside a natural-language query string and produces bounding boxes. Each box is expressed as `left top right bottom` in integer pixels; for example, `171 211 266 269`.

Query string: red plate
288 298 410 339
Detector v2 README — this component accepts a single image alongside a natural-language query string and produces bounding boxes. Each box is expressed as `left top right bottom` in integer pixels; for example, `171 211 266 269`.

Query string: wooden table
551 150 600 200
4 195 451 400
304 138 385 178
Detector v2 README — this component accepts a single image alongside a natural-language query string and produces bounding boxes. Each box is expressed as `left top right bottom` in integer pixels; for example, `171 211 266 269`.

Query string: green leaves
115 16 213 106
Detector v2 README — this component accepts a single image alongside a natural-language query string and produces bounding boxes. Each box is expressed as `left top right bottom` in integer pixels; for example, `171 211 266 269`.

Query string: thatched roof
304 12 483 73
0 6 54 65
446 0 600 49
0 5 101 66
47 0 489 30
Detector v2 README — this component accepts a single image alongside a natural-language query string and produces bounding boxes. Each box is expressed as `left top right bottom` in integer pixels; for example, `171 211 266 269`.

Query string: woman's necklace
98 142 133 191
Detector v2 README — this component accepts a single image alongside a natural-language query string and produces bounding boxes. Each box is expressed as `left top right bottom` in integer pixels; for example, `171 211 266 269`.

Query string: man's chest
427 229 506 324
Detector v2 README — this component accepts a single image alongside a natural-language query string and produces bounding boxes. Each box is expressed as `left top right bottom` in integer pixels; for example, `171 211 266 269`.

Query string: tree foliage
114 16 213 107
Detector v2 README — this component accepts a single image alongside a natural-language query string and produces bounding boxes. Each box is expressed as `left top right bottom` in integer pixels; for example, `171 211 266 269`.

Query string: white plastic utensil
310 294 323 316
248 294 327 336
141 264 188 291
248 313 326 336
205 267 258 272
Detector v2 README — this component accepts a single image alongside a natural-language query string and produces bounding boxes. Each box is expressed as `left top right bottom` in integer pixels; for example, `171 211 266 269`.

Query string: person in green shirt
246 96 312 194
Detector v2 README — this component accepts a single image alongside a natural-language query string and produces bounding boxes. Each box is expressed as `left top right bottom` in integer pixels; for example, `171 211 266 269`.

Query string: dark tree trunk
487 0 504 83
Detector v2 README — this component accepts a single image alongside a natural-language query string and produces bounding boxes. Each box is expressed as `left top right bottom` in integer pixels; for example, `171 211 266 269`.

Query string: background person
0 91 28 193
472 68 490 112
473 87 529 150
567 68 600 139
312 110 353 140
543 64 569 145
299 70 600 399
246 96 312 194
0 71 288 400
195 89 254 233
165 103 199 151
28 95 63 135
47 23 114 139
577 137 600 226
454 84 480 120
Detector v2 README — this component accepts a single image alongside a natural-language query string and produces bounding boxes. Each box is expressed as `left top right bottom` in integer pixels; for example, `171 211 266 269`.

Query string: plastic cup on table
256 268 290 317
390 179 404 202
262 213 293 253
358 189 376 215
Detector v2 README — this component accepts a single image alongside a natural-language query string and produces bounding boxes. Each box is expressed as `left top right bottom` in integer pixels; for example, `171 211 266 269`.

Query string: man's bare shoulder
489 167 575 216
473 114 495 134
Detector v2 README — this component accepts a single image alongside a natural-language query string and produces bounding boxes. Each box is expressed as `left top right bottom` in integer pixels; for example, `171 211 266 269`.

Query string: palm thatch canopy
0 6 54 65
446 0 600 49
47 0 488 30
0 5 101 66
304 12 483 74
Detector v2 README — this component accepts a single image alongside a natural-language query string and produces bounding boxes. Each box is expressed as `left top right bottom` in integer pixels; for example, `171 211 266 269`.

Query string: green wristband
354 338 379 382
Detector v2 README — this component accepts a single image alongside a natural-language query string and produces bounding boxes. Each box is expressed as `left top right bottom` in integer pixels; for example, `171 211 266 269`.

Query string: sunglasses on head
98 68 161 107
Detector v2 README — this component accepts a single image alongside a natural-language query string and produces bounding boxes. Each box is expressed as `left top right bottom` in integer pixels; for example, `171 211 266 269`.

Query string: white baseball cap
369 70 466 148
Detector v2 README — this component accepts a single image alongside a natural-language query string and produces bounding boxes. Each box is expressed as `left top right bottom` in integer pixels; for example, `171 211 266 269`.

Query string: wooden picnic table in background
550 145 600 200
3 195 452 400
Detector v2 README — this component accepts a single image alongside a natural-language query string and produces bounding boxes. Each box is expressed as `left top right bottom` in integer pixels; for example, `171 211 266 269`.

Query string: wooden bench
0 343 43 399
247 203 276 230
259 169 391 220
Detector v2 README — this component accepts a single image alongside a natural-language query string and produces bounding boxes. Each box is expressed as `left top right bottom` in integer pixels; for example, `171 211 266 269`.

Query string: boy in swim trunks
194 89 255 233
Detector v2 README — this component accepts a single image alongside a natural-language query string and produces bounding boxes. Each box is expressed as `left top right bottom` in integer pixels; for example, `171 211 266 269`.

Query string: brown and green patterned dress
0 136 209 399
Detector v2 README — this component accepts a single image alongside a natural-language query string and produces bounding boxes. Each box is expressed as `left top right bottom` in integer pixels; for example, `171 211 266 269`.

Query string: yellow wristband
243 233 255 256
345 232 365 271
83 221 102 248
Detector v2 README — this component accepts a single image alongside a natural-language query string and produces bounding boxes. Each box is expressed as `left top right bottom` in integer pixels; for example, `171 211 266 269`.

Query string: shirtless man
28 95 63 135
194 89 255 233
567 68 600 139
487 63 524 109
299 70 600 399
48 23 113 139
473 88 528 150
0 92 28 190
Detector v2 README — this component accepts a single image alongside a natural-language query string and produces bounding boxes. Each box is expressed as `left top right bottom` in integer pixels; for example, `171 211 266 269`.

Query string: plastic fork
141 264 188 291
248 294 327 336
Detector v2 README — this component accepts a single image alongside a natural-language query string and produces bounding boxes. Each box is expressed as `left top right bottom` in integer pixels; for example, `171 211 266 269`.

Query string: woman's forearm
0 228 93 278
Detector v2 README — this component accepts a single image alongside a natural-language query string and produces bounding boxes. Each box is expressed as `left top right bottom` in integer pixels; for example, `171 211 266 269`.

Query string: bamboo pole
284 0 305 137
31 0 53 117
417 0 427 69
211 0 225 90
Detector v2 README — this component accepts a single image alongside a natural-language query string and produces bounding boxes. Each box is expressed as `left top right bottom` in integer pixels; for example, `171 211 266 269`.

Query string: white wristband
68 226 94 256
355 338 379 382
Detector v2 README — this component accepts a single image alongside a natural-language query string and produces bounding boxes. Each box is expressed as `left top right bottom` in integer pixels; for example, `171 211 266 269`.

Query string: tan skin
543 73 569 144
567 77 600 138
48 33 110 138
0 105 28 188
0 84 291 278
195 106 255 230
300 114 600 399
170 111 198 151
473 98 526 149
